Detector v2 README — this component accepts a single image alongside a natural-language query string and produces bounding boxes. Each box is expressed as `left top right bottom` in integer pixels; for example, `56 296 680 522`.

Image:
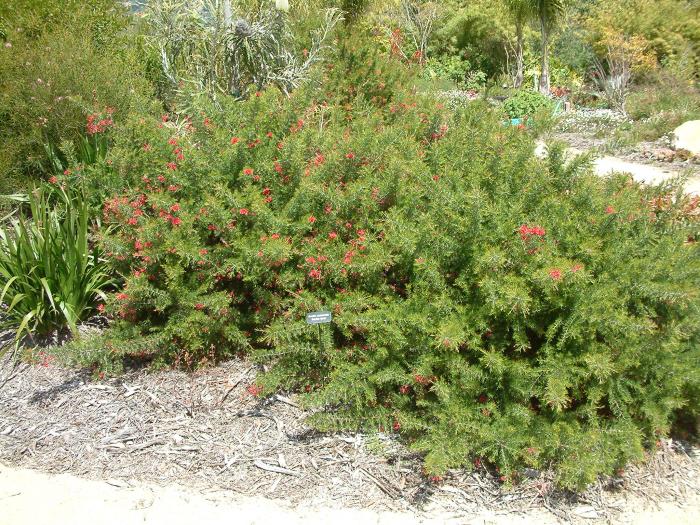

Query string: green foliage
0 0 151 196
584 0 700 75
429 0 510 78
89 37 700 489
0 182 113 347
423 55 486 91
503 89 553 118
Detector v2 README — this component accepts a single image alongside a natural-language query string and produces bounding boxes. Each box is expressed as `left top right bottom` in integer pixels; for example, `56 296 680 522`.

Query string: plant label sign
306 311 332 325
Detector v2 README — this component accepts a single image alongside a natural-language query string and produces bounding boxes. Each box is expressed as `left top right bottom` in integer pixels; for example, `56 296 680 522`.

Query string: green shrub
0 0 150 196
0 182 113 347
503 89 554 119
423 55 486 91
88 38 700 490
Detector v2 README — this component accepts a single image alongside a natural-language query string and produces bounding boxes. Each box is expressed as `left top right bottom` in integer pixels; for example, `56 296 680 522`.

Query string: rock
672 120 700 156
653 147 676 162
572 505 600 519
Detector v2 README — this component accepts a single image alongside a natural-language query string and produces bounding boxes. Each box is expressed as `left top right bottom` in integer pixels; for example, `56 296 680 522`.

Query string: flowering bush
0 0 150 198
91 42 700 489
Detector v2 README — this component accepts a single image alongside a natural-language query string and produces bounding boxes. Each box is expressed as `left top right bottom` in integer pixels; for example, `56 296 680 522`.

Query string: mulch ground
1 354 698 523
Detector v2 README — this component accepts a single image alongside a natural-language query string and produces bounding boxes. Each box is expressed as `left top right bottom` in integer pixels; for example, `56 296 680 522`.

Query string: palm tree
530 0 564 95
504 0 534 88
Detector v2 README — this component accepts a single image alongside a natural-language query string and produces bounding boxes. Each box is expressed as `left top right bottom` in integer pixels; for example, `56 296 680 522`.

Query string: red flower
328 232 338 240
392 420 401 431
247 384 264 397
432 175 439 181
231 137 240 145
194 303 205 310
605 205 616 214
170 203 180 212
116 293 129 301
399 385 410 394
308 269 322 279
262 187 271 196
239 208 249 215
305 256 317 264
308 215 316 224
127 217 138 226
168 138 178 146
345 152 355 160
166 162 177 170
199 249 208 256
271 233 280 240
243 168 254 176
519 224 546 241
548 268 562 281
170 216 182 226
48 176 58 184
97 304 105 313
168 185 179 192
571 264 584 273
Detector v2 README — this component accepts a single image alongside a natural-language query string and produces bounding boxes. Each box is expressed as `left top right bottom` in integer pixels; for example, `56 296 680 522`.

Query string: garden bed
1 355 698 523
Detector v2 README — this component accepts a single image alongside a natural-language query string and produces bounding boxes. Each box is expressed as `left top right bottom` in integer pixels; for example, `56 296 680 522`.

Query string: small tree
504 0 534 88
530 0 564 95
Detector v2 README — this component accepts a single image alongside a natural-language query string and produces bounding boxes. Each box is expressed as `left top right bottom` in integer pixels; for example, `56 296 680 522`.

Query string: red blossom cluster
548 268 563 281
86 109 114 135
246 384 264 397
414 374 436 386
518 224 546 241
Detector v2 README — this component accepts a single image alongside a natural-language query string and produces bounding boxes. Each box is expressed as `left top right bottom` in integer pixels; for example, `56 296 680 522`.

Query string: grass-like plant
0 182 113 348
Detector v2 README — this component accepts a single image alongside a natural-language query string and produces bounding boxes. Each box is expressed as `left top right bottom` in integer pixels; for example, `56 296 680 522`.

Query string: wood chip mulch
1 355 698 523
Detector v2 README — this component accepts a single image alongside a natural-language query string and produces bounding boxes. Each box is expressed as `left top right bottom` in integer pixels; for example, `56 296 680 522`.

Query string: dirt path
1 463 699 525
536 139 700 195
593 155 700 195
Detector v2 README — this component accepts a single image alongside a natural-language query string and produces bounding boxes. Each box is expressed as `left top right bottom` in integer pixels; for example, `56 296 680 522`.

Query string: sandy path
2 463 699 525
535 141 700 194
594 156 700 195
0 463 555 525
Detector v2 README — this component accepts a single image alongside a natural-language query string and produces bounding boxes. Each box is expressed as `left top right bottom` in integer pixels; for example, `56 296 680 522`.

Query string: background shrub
503 89 553 119
0 0 151 197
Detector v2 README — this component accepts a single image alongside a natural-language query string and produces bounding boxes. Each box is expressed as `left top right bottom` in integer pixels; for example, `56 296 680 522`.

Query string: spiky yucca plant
144 0 341 102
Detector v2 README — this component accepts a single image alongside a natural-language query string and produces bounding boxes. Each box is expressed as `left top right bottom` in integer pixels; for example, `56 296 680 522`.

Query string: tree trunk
538 12 550 95
514 21 524 88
